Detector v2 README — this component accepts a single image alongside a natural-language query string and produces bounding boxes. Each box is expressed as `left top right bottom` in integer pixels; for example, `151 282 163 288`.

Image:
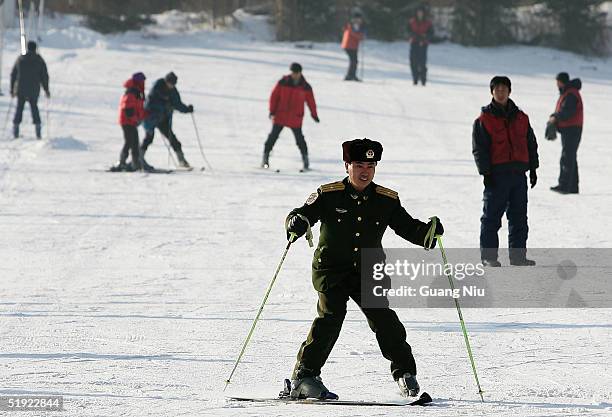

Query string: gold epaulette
376 185 398 199
319 181 345 193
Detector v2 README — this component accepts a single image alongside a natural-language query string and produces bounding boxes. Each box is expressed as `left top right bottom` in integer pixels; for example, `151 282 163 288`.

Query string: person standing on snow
341 12 365 81
549 72 583 194
284 138 443 399
111 72 146 172
407 6 433 86
472 76 539 267
140 72 194 170
10 41 50 140
261 62 319 171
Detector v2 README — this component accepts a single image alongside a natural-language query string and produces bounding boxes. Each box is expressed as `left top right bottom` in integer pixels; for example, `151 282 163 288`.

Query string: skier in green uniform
285 138 444 399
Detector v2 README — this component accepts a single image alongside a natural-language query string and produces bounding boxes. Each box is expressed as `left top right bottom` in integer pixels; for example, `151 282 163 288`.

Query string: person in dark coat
112 72 146 172
549 72 583 194
10 41 50 139
341 12 365 81
408 7 433 86
262 63 319 170
140 72 194 170
284 138 443 399
472 76 539 267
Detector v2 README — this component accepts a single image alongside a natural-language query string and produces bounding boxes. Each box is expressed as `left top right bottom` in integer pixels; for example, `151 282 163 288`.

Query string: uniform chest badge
306 192 318 205
366 149 375 159
335 208 347 213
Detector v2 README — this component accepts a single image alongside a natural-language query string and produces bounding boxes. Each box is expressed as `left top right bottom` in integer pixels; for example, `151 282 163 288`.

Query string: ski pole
224 234 298 391
160 134 178 168
45 96 50 139
359 40 365 81
424 217 485 402
3 96 14 138
191 112 212 171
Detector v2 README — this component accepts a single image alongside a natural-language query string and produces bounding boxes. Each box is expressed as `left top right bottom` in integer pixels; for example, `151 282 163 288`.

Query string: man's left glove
425 218 444 249
312 115 320 123
530 169 537 189
286 215 308 242
187 104 194 113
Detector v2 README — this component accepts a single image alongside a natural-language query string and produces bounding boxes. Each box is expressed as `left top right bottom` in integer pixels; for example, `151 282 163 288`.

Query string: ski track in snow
0 12 611 417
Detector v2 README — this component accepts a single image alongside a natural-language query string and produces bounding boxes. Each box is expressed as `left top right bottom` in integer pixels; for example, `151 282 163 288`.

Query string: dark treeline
41 0 609 55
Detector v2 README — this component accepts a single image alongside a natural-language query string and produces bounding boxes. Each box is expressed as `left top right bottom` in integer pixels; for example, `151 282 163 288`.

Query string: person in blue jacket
140 72 194 170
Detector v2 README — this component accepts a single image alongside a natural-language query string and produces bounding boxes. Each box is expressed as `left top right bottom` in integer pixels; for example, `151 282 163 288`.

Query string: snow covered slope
0 11 610 417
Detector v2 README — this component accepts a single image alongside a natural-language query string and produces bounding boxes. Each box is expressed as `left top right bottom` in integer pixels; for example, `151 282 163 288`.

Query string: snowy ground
0 11 611 417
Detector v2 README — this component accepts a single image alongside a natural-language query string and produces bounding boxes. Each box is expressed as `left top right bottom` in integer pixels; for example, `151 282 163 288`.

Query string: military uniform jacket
288 177 431 292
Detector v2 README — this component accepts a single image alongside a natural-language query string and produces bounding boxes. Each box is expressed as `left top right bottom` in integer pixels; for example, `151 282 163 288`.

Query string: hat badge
366 149 374 159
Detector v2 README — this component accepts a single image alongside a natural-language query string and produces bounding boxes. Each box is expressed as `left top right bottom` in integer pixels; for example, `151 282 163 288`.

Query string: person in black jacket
10 41 50 139
140 72 194 170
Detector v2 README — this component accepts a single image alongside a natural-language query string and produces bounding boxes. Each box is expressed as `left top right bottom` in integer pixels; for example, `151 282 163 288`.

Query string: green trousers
292 279 417 381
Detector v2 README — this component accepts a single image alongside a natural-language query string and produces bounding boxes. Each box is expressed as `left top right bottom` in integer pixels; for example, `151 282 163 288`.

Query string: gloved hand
312 115 320 123
286 215 308 242
269 113 275 120
483 174 494 188
530 169 537 189
187 104 194 113
45 90 51 99
425 218 444 248
545 121 557 140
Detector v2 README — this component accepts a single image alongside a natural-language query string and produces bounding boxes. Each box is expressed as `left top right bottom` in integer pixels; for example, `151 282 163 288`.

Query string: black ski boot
139 151 155 172
110 161 129 172
12 124 19 139
261 152 270 169
301 153 310 171
397 373 420 397
289 376 338 400
177 151 191 168
35 124 42 139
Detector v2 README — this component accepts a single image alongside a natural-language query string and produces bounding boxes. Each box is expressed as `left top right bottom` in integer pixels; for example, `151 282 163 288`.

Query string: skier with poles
282 138 444 399
140 71 194 171
341 12 365 81
10 40 49 139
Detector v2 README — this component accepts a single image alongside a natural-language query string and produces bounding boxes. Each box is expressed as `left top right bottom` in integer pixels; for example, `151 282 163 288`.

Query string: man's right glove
45 90 51 99
483 174 494 188
286 215 308 242
187 104 194 113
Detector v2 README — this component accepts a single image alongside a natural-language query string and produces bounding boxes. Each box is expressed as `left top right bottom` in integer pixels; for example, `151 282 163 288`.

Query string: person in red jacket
262 63 319 171
472 76 539 267
549 72 583 194
341 12 365 81
408 7 433 85
112 72 146 171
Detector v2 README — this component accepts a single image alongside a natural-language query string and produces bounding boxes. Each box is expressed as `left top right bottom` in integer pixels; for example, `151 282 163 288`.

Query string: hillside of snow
0 11 610 417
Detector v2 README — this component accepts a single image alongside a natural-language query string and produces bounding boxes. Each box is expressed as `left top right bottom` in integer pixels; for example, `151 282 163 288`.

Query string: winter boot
35 124 42 139
301 153 310 171
482 259 502 267
261 152 270 169
139 150 154 172
12 124 19 139
290 376 338 400
176 151 191 168
509 258 536 266
110 161 128 172
397 373 420 397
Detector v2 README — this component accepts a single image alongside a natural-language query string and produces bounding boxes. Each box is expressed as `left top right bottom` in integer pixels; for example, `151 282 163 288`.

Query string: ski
89 168 174 174
227 392 432 407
